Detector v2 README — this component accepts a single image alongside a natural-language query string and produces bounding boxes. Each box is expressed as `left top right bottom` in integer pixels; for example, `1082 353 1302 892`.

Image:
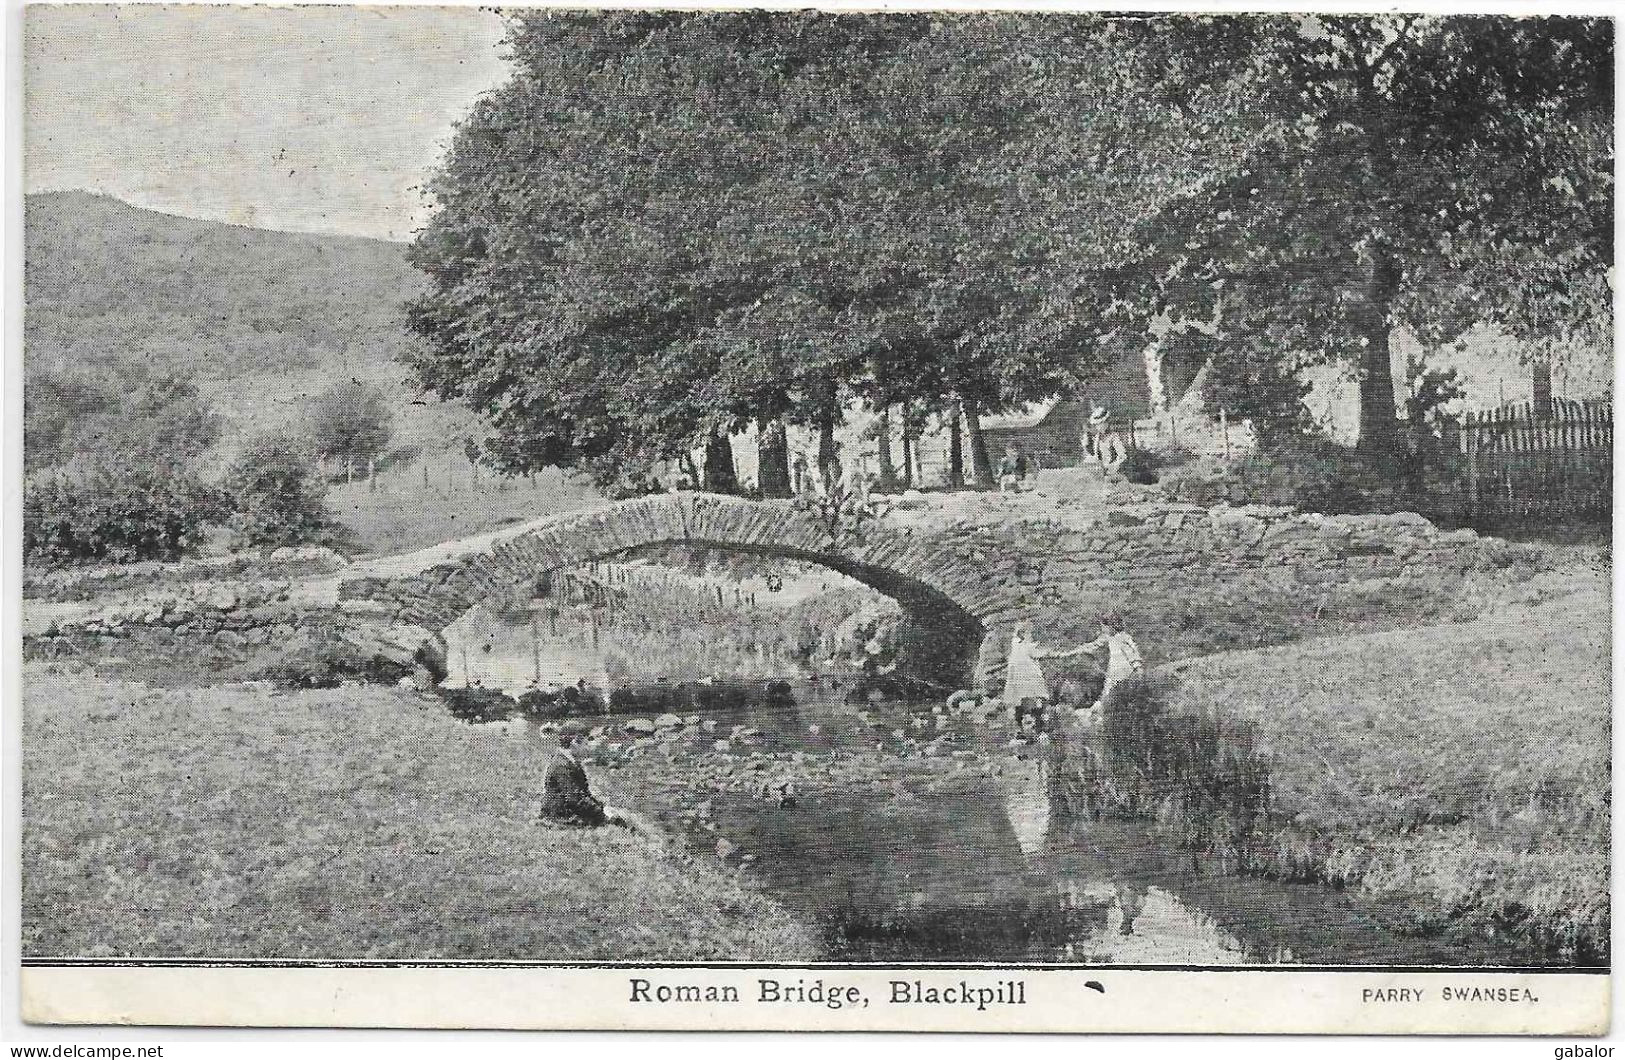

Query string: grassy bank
1082 571 1609 961
326 462 604 556
21 665 818 960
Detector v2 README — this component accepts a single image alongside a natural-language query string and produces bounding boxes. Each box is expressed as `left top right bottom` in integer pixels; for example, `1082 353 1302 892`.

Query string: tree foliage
221 433 335 546
24 461 220 566
1117 14 1613 457
26 369 221 471
305 380 394 466
406 12 1236 489
407 13 1611 482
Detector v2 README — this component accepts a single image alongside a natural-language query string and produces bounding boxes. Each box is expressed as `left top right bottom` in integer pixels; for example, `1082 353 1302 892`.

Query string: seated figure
540 730 608 826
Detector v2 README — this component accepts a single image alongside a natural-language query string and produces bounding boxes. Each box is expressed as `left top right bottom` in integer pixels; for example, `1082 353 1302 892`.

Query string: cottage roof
980 400 1060 432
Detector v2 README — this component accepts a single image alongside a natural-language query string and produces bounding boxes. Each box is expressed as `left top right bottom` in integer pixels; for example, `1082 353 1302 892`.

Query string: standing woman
1003 620 1057 731
1086 406 1128 480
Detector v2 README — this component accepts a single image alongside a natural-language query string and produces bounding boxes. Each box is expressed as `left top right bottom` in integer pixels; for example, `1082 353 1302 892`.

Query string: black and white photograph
14 3 1615 1033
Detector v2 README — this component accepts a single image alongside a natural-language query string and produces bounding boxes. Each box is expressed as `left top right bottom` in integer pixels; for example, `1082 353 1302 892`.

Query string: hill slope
26 190 422 379
23 190 477 451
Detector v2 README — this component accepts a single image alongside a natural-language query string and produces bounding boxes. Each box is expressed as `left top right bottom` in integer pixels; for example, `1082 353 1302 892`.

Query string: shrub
233 628 410 689
1057 670 1272 841
1115 446 1162 485
1116 441 1199 485
1232 438 1410 513
222 432 335 546
305 381 393 468
24 461 220 567
1202 339 1314 447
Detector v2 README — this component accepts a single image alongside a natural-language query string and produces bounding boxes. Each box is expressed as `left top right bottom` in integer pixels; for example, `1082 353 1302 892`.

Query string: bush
222 432 335 546
24 461 220 567
1202 339 1314 447
305 381 393 468
233 628 410 689
1064 670 1272 840
1116 446 1162 485
1231 438 1410 513
1115 443 1196 486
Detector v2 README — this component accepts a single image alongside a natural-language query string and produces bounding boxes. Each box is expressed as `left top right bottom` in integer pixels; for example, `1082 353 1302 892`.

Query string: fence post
1463 410 1479 518
531 612 541 685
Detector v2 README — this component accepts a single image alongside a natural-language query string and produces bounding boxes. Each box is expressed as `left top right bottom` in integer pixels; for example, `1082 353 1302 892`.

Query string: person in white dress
1003 620 1070 731
1034 610 1145 732
1067 611 1144 723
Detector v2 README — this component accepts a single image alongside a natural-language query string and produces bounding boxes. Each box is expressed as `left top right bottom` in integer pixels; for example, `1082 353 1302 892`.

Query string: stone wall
333 493 1530 692
27 581 305 639
26 493 1531 691
1032 500 1514 589
960 499 1526 685
23 546 347 603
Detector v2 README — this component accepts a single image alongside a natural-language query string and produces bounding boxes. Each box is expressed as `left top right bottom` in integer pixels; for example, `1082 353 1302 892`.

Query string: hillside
23 190 478 452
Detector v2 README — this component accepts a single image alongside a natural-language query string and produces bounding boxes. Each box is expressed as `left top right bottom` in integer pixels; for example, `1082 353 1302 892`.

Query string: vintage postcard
16 3 1614 1033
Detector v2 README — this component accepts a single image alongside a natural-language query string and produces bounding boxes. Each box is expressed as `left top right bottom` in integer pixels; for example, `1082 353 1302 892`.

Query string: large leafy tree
406 12 1234 490
1121 15 1613 458
407 13 908 491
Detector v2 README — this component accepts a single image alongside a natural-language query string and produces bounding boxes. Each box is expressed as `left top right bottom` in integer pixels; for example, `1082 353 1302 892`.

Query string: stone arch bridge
337 493 1032 688
336 490 1513 692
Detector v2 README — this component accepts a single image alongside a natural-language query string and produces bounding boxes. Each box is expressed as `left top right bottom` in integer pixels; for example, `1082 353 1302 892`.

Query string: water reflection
450 681 1540 967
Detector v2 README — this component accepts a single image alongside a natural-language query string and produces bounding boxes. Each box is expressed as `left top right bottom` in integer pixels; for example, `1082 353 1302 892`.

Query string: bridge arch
338 494 1010 689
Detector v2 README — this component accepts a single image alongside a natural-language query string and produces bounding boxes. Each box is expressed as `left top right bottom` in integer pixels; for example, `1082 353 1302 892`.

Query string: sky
24 4 512 241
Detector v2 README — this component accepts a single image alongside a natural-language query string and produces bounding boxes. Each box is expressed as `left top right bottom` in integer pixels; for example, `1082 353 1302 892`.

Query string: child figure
1004 620 1073 732
997 445 1028 493
1051 611 1144 726
1077 610 1143 714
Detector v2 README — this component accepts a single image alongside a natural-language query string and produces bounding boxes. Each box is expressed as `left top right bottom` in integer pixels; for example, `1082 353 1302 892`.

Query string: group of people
998 405 1130 496
1003 611 1143 733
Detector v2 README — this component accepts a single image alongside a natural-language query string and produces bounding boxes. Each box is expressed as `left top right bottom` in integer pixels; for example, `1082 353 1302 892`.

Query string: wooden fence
1438 399 1612 522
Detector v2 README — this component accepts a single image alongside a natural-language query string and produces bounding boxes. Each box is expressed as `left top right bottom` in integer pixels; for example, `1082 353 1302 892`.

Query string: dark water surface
454 682 1547 967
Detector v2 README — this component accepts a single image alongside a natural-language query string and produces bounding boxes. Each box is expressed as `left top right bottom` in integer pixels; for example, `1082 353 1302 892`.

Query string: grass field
20 666 819 961
325 458 604 556
1155 571 1610 959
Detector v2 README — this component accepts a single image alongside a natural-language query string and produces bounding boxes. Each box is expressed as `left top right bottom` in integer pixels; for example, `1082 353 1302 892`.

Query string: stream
448 680 1548 967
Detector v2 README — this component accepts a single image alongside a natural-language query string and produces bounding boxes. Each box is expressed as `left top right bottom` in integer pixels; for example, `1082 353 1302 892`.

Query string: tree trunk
963 407 993 487
1143 341 1168 416
703 430 739 494
907 416 923 483
814 378 841 489
948 408 964 488
817 420 838 491
1356 250 1402 465
875 406 896 489
1531 361 1553 420
757 417 793 498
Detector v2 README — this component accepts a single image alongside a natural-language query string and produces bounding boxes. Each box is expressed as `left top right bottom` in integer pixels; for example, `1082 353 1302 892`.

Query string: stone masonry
333 492 1527 690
